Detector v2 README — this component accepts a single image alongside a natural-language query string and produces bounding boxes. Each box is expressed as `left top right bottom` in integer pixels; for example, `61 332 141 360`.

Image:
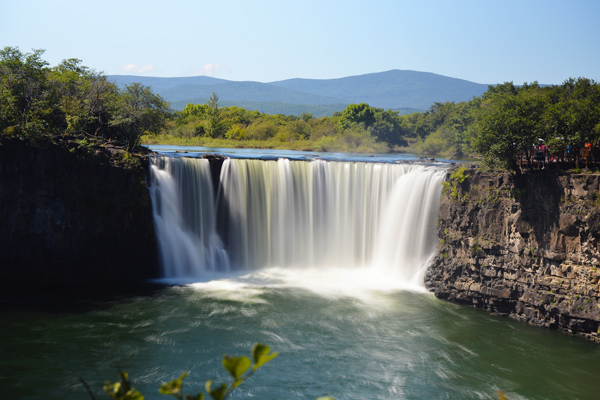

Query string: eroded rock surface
0 138 159 285
426 167 600 341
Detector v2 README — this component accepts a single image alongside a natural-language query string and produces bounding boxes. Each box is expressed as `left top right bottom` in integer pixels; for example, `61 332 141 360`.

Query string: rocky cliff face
425 167 600 341
0 138 160 285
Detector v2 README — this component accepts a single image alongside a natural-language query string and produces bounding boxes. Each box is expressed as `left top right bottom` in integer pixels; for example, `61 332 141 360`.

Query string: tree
110 83 170 151
0 46 51 137
369 108 407 146
180 103 208 119
280 119 310 141
558 78 600 147
48 58 90 132
301 112 313 123
482 81 519 99
82 73 119 137
205 91 224 138
475 89 546 172
339 103 375 130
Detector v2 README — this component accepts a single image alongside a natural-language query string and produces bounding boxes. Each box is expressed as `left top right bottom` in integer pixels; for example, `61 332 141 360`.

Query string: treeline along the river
146 81 600 172
2 46 599 173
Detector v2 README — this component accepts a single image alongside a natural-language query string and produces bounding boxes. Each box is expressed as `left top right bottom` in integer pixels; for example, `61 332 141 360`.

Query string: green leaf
317 397 336 400
205 380 227 400
251 343 278 370
158 384 171 396
222 355 251 380
159 371 188 395
104 370 144 400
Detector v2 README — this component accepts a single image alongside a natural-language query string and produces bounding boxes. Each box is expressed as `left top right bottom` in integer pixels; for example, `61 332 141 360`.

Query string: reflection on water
1 271 599 400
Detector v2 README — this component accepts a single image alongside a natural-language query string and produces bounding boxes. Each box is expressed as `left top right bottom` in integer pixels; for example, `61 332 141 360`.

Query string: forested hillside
270 70 489 109
109 70 489 115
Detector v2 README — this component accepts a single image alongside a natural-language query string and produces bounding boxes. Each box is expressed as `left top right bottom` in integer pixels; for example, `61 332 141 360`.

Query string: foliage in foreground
97 343 282 400
92 342 509 400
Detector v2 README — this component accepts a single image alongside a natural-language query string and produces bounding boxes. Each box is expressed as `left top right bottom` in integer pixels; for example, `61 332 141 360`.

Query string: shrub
441 166 469 201
97 343 279 400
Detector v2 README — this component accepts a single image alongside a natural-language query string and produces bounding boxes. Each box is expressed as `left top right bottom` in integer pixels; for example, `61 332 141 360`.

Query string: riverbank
141 133 399 154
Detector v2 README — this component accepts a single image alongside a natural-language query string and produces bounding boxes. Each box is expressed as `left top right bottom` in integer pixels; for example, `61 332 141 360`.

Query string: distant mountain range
108 70 490 117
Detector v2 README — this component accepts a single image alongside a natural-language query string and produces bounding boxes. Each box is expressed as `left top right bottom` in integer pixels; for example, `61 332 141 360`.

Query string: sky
2 0 599 85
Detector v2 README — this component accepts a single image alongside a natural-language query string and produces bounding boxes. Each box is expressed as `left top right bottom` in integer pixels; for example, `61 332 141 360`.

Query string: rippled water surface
2 269 599 400
148 145 457 164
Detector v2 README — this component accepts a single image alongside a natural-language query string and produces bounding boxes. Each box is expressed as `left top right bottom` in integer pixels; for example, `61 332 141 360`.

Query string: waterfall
149 156 445 285
148 157 229 278
371 166 445 285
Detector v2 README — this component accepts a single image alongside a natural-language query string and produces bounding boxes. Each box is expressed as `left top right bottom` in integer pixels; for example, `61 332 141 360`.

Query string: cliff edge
0 137 160 285
426 167 600 341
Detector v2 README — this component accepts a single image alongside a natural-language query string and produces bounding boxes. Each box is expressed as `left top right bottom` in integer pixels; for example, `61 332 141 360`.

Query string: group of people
518 141 600 170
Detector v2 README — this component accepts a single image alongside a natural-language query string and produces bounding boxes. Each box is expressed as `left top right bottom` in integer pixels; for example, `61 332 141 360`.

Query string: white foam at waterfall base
149 156 446 291
180 267 432 308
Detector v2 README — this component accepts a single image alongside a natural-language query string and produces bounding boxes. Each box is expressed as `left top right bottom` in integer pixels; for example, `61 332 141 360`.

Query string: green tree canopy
205 90 225 138
0 47 51 137
475 87 547 171
110 83 171 151
369 108 407 146
340 103 375 129
1 46 172 152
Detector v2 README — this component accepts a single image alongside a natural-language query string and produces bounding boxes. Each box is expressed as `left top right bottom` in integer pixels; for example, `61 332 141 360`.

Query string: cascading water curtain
370 166 445 284
148 157 229 278
149 156 445 286
220 158 446 284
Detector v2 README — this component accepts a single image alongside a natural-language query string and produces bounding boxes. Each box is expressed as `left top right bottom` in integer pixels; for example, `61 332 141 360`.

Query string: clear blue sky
3 0 599 85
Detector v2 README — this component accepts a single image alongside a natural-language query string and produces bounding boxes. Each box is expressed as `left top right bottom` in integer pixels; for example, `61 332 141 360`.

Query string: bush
441 166 469 201
97 343 279 400
416 131 446 156
246 119 278 140
313 135 345 152
224 124 247 140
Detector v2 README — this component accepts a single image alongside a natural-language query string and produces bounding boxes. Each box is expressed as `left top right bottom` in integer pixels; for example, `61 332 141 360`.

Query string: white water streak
149 156 445 288
149 157 229 278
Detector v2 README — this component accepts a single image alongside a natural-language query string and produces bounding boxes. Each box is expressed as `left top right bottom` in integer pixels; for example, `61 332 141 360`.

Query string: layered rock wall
425 167 600 341
0 138 159 285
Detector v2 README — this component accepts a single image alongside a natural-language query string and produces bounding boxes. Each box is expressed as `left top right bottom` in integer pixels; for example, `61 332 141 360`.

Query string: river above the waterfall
147 145 458 164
